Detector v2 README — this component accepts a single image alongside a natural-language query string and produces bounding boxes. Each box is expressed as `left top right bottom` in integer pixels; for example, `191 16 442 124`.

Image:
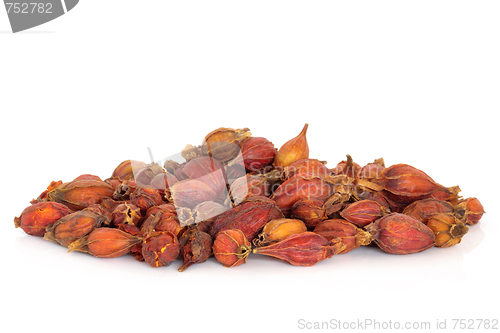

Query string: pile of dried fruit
14 124 485 269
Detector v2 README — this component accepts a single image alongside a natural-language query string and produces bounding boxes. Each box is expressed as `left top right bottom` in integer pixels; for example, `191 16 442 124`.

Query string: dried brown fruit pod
181 144 202 162
111 160 148 181
14 202 73 236
274 123 309 168
47 178 115 211
291 198 328 228
213 229 251 268
179 156 227 197
68 228 142 258
129 188 164 212
113 180 137 201
313 219 372 254
193 201 227 224
44 211 106 247
454 197 485 225
359 158 385 180
253 232 346 266
333 155 361 179
31 180 63 204
283 158 330 181
426 213 469 248
340 199 390 227
229 174 270 205
210 196 277 241
142 231 180 267
240 137 276 172
111 203 142 227
201 127 251 162
168 179 218 209
178 229 213 272
365 213 435 255
402 198 454 224
254 218 307 247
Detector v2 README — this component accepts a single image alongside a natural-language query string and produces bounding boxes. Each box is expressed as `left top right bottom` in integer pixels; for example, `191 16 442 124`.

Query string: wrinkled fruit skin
210 196 276 241
130 188 164 212
111 160 147 180
283 158 331 180
112 203 142 227
68 228 142 258
241 137 276 172
178 229 213 272
340 200 389 227
14 202 73 236
44 211 107 247
47 178 115 211
168 179 218 209
313 219 372 254
253 232 346 266
274 123 309 168
201 127 251 162
426 213 469 248
365 213 435 255
213 229 251 268
291 198 328 228
179 156 227 198
230 175 270 205
454 197 485 225
142 231 180 267
254 218 307 247
402 198 454 224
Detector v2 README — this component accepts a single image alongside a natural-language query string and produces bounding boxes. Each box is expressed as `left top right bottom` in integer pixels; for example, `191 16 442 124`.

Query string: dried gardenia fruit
365 213 435 255
168 179 218 209
44 211 107 247
134 163 164 187
210 196 277 241
334 155 361 179
31 180 63 203
291 198 328 228
340 200 390 227
274 123 309 168
454 197 485 225
111 203 142 227
201 127 252 162
68 228 142 258
130 187 164 212
178 229 213 272
213 229 251 268
14 202 73 236
283 158 330 180
313 219 372 254
254 218 307 247
111 160 147 180
178 156 227 198
47 178 115 211
240 137 276 171
229 174 270 205
113 179 137 201
193 201 228 224
142 231 180 267
253 232 346 266
359 158 385 180
402 198 454 224
182 144 202 162
426 213 469 248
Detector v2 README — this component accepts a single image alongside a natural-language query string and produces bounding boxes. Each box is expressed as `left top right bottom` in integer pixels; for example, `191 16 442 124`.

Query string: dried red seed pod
150 172 178 191
210 196 277 241
253 232 346 266
168 179 218 209
274 123 309 168
193 201 228 224
333 155 361 179
44 211 106 247
454 197 485 225
201 127 252 162
365 213 435 255
113 179 137 201
134 163 164 187
283 158 330 181
213 229 251 268
111 160 147 181
178 229 213 272
68 228 142 258
230 175 270 205
313 219 372 254
291 198 328 228
31 180 64 204
426 213 469 248
142 231 180 268
340 200 390 227
14 202 73 236
47 178 115 211
104 177 122 190
270 173 350 216
240 137 276 172
402 198 454 224
130 188 164 212
356 189 390 209
179 156 227 197
359 158 385 180
254 218 307 247
181 144 202 162
111 203 143 227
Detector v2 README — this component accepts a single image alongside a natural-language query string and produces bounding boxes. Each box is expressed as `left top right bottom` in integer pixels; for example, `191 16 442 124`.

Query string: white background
1 1 499 332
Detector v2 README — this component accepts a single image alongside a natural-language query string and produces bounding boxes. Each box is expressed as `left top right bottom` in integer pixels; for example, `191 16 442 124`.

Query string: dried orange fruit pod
168 179 218 209
213 229 251 268
426 213 469 248
111 160 147 180
44 211 107 247
201 127 251 162
365 213 435 255
333 155 361 179
313 219 372 254
68 228 142 258
229 174 270 205
178 229 213 272
402 198 454 224
241 137 276 172
359 158 385 180
291 198 328 228
111 203 142 227
129 188 164 212
283 158 330 180
14 202 73 236
340 199 390 227
253 232 345 266
142 231 180 267
454 197 485 225
254 218 307 247
274 123 309 168
47 178 115 211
